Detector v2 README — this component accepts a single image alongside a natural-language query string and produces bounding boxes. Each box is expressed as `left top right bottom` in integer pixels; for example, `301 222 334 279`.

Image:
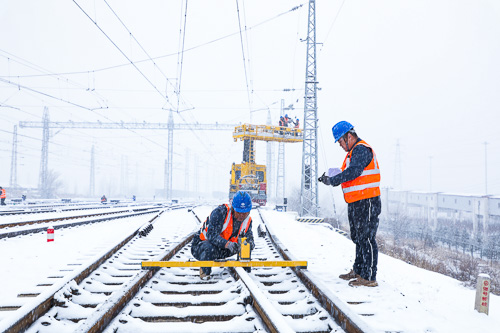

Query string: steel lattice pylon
39 107 50 198
300 0 319 217
9 125 18 188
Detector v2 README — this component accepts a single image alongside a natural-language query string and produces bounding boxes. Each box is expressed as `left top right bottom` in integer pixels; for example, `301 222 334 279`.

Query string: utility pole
429 156 433 192
9 125 18 189
394 139 402 189
484 142 488 194
89 144 95 197
185 148 190 194
300 0 319 217
266 110 274 200
276 100 286 203
39 107 49 198
167 110 174 200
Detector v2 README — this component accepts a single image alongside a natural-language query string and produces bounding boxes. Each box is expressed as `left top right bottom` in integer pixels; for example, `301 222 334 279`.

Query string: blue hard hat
232 191 252 213
285 114 289 117
332 121 354 142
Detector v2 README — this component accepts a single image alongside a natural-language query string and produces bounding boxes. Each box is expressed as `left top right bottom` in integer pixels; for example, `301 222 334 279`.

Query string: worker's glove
318 172 331 185
225 241 239 254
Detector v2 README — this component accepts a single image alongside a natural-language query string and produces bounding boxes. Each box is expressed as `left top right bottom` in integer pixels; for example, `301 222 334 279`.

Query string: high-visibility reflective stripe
201 204 251 242
341 140 381 203
239 215 251 233
343 182 381 193
360 169 380 176
221 204 232 230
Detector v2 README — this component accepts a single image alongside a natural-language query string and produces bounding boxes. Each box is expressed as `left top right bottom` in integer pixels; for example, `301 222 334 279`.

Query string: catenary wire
1 4 305 79
72 0 176 111
235 0 253 115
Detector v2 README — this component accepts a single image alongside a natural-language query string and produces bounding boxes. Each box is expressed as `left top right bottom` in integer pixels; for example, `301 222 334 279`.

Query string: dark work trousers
348 196 381 281
191 236 234 275
0 198 5 205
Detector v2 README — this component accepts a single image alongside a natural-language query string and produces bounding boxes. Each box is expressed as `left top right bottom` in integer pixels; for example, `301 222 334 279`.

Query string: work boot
338 269 360 281
199 268 211 280
348 277 378 287
243 267 251 273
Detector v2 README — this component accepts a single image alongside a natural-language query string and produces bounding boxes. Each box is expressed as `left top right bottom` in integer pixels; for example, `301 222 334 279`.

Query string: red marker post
474 274 490 315
47 226 54 242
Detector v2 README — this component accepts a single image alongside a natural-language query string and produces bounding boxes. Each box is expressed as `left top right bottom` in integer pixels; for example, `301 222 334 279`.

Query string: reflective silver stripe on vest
360 169 380 176
221 206 232 230
343 182 381 193
238 215 251 235
202 205 232 239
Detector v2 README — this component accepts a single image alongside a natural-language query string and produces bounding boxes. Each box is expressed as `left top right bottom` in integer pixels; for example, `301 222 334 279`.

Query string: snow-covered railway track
0 206 199 333
0 207 162 240
99 230 343 333
33 210 345 332
1 207 371 333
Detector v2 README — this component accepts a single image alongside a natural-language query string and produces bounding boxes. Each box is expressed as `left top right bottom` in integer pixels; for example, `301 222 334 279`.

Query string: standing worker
0 187 6 205
318 121 381 287
191 191 255 280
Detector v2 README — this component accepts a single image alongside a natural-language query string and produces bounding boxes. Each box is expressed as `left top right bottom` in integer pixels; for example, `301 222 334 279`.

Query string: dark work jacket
195 204 255 250
329 138 381 211
329 138 373 187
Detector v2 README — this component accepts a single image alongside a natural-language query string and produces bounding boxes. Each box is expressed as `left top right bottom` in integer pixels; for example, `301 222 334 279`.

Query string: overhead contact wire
72 0 175 110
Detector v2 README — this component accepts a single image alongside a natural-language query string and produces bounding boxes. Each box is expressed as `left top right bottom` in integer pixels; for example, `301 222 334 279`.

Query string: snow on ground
259 208 499 333
0 204 498 332
0 203 157 225
0 213 153 312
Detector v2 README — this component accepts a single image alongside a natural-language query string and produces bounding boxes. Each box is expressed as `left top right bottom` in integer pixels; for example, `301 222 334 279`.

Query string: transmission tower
39 107 50 198
167 110 174 200
10 125 18 188
300 0 319 217
90 144 95 196
185 148 190 193
266 110 274 200
394 139 402 189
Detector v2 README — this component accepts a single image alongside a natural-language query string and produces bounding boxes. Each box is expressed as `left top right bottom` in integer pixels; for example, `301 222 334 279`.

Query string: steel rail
0 205 160 229
0 208 161 240
257 208 376 333
0 210 165 333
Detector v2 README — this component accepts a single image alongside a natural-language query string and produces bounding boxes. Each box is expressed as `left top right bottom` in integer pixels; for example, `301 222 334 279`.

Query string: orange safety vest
0 189 5 199
200 204 251 242
341 140 381 203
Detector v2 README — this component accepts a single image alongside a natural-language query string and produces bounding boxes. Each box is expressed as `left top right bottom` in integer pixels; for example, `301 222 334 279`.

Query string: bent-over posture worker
191 191 255 279
0 187 6 205
319 121 381 287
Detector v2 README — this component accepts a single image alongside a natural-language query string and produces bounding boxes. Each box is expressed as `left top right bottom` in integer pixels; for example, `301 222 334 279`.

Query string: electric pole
484 142 488 194
10 125 18 189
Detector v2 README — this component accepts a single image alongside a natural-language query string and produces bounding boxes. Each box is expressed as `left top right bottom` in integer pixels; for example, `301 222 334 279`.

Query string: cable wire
235 0 252 116
176 0 189 112
72 0 175 110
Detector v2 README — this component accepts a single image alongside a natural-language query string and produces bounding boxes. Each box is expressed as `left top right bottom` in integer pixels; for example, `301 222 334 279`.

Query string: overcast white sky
1 0 500 204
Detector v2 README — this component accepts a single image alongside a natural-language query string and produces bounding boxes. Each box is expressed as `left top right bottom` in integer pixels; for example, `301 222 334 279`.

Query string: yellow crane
230 124 303 206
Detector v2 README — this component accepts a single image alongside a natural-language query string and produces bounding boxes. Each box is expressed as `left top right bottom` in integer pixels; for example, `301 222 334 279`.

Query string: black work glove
318 172 331 185
225 241 238 254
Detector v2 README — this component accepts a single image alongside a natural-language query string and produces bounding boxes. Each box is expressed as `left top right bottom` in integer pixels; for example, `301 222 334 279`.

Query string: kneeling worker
191 191 255 279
